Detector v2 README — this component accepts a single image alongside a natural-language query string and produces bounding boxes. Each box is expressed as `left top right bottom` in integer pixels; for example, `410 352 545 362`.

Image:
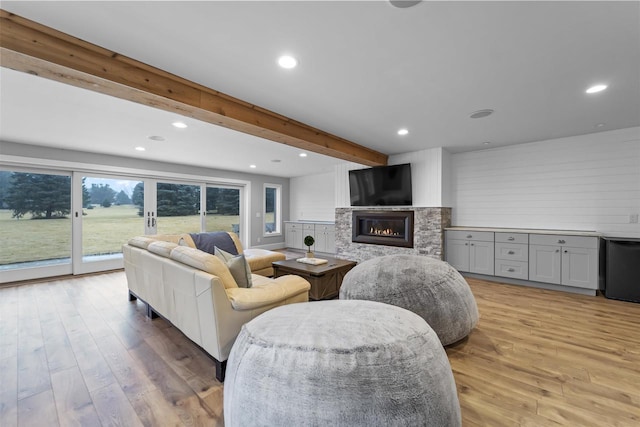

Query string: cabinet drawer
316 224 335 233
446 230 494 242
495 243 528 262
495 260 529 280
302 224 315 233
529 234 598 249
495 232 528 244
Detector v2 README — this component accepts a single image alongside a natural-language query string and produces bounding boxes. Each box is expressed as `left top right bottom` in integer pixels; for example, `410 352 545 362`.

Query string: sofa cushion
190 232 238 255
169 246 239 289
215 247 253 288
243 248 286 272
128 236 157 249
147 241 178 258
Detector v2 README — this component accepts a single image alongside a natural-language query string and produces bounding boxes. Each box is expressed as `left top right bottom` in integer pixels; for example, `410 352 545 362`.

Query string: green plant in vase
304 235 315 258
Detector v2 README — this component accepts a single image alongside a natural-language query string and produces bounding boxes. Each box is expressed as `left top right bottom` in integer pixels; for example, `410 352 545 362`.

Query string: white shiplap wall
289 171 336 221
390 147 450 207
450 127 640 237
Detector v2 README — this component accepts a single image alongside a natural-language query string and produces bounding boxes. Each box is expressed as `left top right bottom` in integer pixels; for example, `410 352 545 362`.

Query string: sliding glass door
205 185 241 234
74 174 145 274
0 168 73 282
1 167 247 283
155 181 201 235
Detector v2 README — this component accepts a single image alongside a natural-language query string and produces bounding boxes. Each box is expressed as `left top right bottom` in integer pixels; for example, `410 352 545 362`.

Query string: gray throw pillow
214 247 253 288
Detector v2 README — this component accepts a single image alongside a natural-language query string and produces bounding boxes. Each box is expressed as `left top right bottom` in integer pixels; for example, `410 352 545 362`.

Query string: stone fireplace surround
335 207 452 264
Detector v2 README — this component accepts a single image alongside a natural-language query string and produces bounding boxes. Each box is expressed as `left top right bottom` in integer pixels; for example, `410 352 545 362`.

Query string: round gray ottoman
340 254 479 346
223 300 461 427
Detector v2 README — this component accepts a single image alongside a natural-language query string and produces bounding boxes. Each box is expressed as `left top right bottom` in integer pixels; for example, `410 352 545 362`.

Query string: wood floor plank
50 366 102 427
95 334 157 399
58 315 117 393
90 383 144 427
17 389 58 427
0 356 18 427
128 340 220 425
0 286 19 362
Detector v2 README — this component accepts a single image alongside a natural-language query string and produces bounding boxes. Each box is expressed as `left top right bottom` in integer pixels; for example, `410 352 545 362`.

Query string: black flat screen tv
349 163 412 206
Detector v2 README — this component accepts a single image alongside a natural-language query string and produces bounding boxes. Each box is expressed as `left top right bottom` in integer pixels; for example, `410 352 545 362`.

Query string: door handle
152 218 156 227
508 251 515 255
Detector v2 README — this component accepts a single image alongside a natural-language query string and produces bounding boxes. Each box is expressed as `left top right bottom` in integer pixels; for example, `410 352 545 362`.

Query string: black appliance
604 237 640 303
348 163 412 206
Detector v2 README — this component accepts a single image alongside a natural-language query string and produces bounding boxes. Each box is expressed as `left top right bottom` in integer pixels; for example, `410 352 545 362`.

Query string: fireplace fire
352 211 414 248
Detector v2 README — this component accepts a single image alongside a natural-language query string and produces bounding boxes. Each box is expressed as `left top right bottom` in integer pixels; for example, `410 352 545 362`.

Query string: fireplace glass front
352 211 414 248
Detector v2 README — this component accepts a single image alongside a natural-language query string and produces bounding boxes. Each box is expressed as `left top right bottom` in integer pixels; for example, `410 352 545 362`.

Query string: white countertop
445 226 603 237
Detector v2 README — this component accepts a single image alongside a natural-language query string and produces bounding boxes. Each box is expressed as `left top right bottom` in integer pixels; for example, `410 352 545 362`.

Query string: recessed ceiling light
397 128 409 136
299 153 307 157
586 84 607 94
482 141 491 145
172 121 188 128
249 164 257 169
271 159 282 163
389 0 422 8
470 109 494 119
595 123 606 128
278 55 298 69
148 135 165 141
135 146 146 151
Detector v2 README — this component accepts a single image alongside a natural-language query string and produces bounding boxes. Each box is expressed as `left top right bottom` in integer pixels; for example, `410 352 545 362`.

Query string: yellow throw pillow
214 247 253 288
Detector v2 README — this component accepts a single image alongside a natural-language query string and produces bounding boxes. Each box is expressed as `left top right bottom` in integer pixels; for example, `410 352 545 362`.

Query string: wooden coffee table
272 256 357 301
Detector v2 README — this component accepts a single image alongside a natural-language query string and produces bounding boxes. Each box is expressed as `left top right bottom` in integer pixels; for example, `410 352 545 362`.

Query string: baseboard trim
461 272 598 296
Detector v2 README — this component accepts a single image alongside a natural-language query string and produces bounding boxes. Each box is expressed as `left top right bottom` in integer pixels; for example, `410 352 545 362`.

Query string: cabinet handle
470 243 474 246
558 239 566 244
508 251 515 255
508 237 515 241
465 243 469 246
555 249 560 253
508 268 515 272
564 250 568 253
466 235 473 238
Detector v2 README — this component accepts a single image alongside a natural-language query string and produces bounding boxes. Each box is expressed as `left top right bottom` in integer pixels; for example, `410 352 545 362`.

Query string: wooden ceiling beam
0 10 388 166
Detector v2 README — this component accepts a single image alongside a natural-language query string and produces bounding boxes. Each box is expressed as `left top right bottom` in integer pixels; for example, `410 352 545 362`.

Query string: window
264 184 281 235
205 185 241 235
0 168 73 281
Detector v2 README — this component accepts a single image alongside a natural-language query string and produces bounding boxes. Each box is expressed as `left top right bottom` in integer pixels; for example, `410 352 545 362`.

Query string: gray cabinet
529 235 598 290
285 223 303 249
314 224 336 254
445 228 601 295
495 232 529 280
445 230 494 275
285 222 335 253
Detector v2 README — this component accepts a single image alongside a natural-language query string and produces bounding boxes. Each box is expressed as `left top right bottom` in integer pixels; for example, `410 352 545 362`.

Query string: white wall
450 127 640 237
390 147 450 207
289 171 335 221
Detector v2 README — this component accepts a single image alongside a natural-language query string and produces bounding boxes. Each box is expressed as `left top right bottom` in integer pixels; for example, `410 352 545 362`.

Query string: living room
1 1 639 426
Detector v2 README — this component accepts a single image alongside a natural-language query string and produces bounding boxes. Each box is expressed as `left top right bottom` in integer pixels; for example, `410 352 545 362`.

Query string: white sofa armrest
226 275 311 311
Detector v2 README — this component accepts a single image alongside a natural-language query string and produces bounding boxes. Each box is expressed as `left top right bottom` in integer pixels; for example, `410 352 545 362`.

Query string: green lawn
0 206 239 266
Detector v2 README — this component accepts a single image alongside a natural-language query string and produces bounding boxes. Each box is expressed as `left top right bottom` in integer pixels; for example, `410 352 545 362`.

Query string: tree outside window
264 184 281 235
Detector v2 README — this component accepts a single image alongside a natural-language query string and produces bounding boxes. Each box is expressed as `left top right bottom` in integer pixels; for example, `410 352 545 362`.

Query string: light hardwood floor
1 272 639 426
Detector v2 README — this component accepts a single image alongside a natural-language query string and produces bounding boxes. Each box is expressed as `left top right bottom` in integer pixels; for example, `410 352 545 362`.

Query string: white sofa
122 235 310 381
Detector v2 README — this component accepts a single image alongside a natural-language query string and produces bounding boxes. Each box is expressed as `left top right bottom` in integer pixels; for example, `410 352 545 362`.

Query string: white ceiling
1 1 639 178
